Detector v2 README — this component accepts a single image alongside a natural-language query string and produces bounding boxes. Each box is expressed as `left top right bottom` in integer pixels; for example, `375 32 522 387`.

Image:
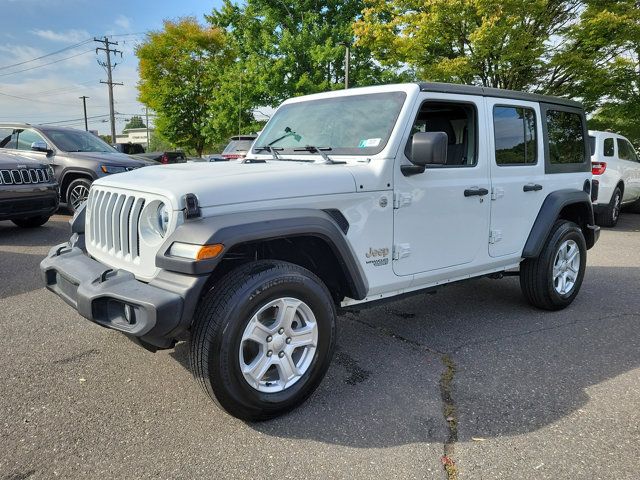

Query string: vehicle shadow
169 265 640 448
0 250 52 298
609 212 640 232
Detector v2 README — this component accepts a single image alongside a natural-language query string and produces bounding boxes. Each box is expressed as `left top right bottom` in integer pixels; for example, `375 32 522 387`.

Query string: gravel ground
0 212 638 479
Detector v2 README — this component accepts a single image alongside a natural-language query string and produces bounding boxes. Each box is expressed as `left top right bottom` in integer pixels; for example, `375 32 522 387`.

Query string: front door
486 99 546 257
393 93 491 276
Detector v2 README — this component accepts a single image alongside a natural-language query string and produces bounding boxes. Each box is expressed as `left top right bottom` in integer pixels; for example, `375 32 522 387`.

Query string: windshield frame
252 91 407 157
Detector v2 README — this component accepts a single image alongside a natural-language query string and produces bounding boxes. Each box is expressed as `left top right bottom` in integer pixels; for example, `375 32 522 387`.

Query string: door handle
464 187 489 197
523 184 543 192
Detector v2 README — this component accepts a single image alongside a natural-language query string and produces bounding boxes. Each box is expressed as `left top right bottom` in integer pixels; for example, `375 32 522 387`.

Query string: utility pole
95 36 123 143
145 107 150 150
79 96 89 131
341 42 350 89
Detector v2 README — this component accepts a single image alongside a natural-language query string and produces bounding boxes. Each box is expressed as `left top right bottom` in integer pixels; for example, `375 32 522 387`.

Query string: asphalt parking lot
1 213 639 480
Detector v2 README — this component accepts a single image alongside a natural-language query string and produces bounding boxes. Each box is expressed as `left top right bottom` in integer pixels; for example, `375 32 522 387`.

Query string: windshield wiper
293 146 345 164
268 127 302 146
253 145 283 161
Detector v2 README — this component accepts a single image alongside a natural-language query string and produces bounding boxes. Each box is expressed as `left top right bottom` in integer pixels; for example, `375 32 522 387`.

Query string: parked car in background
0 124 151 213
589 130 640 227
0 151 58 227
113 142 146 155
134 150 187 164
211 135 257 161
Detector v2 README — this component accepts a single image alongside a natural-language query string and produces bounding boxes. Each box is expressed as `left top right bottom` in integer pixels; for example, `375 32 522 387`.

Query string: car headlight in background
101 165 127 174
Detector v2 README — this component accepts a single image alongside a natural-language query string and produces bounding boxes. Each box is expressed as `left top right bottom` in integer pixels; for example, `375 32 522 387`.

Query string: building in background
115 127 153 146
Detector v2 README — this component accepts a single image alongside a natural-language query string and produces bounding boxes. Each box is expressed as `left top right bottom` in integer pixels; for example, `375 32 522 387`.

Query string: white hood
93 160 358 210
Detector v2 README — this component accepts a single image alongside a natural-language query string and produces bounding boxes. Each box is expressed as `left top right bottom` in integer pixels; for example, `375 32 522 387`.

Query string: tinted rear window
494 106 537 165
604 138 614 156
588 136 595 156
545 110 586 164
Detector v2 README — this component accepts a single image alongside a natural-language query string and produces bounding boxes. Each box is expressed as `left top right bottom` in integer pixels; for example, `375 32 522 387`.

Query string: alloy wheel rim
69 185 89 210
613 193 621 221
239 297 318 393
553 239 580 295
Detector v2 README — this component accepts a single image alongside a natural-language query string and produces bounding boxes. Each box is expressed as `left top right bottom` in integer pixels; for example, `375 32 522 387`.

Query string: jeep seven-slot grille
87 188 145 261
0 168 49 185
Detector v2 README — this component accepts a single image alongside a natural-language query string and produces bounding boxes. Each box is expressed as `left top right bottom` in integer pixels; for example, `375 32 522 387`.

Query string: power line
0 39 92 71
0 49 94 77
0 90 79 106
39 114 111 125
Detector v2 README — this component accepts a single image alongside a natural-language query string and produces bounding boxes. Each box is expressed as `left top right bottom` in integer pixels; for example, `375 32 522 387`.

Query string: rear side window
545 110 585 164
604 138 614 157
588 136 595 156
15 129 46 150
0 128 14 148
493 106 537 165
617 138 638 162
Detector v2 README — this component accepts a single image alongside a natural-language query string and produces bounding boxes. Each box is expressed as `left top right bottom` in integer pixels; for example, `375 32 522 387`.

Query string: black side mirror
403 131 448 176
31 141 52 154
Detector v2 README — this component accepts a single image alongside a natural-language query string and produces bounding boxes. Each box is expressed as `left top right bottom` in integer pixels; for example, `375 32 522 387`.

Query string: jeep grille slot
0 168 50 185
87 187 145 262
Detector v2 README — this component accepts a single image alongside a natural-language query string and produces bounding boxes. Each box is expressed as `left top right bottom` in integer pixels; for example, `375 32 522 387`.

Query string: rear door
487 99 546 257
617 138 640 200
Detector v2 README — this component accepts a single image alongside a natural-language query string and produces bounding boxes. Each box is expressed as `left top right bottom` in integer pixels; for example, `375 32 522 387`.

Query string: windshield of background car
223 139 254 154
41 128 117 153
253 92 407 155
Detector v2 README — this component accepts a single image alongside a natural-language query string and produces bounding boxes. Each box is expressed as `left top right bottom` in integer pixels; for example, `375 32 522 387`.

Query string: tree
136 18 235 156
207 0 407 108
124 115 146 131
354 0 583 90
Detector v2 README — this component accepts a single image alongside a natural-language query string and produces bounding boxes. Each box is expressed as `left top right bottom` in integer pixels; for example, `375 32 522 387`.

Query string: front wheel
66 178 92 214
520 220 587 311
190 260 337 421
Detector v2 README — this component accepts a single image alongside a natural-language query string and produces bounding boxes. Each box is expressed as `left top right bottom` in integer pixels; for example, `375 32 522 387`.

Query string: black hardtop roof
417 82 583 109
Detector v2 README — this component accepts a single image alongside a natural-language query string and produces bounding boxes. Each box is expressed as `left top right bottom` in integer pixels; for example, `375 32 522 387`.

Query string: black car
0 151 59 228
133 150 187 164
113 142 146 155
0 124 151 213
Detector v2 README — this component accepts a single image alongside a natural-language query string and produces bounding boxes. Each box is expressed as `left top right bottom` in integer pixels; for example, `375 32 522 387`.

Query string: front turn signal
168 242 224 260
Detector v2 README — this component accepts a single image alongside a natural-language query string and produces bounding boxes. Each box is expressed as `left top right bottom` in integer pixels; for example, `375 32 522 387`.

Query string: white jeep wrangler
41 83 599 420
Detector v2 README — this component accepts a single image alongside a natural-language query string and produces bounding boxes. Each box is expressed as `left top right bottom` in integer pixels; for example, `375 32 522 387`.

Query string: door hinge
489 229 502 244
393 192 412 209
491 187 504 201
393 243 411 260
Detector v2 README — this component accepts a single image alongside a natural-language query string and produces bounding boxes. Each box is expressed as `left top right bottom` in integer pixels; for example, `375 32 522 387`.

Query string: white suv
42 83 600 420
589 130 640 227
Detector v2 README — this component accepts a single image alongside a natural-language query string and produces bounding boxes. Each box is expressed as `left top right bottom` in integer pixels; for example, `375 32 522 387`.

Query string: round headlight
157 203 170 237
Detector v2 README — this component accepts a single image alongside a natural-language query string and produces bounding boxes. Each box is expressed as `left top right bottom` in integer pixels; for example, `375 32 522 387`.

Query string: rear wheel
11 215 50 228
520 220 587 311
66 178 92 214
596 186 622 227
190 260 337 421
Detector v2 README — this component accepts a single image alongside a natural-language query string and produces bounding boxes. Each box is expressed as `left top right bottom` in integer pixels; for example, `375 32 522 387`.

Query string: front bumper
0 185 59 221
40 237 207 349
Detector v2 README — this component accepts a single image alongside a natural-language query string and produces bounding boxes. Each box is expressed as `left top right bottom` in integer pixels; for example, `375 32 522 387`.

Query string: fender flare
60 168 96 199
522 189 597 258
156 208 368 300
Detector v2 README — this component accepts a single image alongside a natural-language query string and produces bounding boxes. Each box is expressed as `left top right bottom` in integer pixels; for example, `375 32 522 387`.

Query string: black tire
190 260 337 421
11 215 50 228
595 186 622 227
520 220 587 311
66 177 92 214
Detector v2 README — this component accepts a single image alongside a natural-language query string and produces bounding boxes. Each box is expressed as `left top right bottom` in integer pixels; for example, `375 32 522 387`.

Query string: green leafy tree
354 0 581 90
207 0 407 108
123 115 146 131
136 18 235 156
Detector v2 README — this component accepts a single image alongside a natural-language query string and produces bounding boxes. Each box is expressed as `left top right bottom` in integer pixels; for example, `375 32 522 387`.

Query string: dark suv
0 124 151 213
0 151 58 227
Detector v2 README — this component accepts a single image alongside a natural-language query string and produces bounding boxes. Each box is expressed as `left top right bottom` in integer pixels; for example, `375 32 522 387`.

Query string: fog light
124 304 135 324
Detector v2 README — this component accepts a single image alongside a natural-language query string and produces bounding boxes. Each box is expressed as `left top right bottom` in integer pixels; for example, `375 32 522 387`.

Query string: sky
0 0 223 135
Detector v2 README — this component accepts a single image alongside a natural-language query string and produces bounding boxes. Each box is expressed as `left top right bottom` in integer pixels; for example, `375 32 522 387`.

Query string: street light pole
79 96 89 131
342 42 350 89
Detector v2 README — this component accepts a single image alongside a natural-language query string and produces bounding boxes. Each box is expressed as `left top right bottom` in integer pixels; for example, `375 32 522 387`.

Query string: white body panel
590 130 640 205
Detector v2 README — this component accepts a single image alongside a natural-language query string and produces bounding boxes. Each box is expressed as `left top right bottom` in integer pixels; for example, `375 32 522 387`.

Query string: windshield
254 92 407 156
41 128 117 153
223 139 255 155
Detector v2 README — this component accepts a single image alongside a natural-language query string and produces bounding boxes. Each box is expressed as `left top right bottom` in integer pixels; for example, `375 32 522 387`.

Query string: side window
0 128 17 149
588 136 595 156
545 110 586 164
603 138 614 157
617 139 638 162
406 101 477 167
493 106 537 165
15 129 46 150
